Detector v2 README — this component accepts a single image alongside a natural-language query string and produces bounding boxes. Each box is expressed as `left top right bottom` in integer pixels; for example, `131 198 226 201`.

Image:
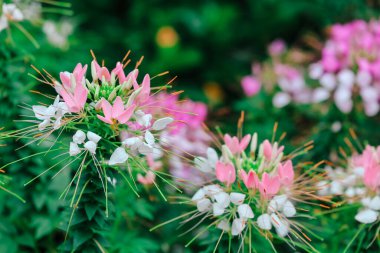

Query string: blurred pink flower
268 39 286 56
241 76 261 97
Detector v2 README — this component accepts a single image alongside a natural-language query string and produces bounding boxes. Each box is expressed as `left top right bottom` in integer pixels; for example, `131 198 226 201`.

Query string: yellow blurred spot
203 82 224 104
156 26 179 48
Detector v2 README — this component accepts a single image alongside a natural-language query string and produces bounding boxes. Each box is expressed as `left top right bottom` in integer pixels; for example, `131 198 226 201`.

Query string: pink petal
118 104 136 124
100 98 113 120
112 96 125 118
97 115 113 124
239 134 251 152
263 140 273 160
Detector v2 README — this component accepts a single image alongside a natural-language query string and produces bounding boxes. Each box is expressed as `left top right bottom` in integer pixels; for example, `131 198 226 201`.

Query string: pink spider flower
263 140 284 161
278 160 295 186
258 172 281 198
239 169 260 189
224 134 251 154
57 63 88 113
215 161 236 186
97 96 136 125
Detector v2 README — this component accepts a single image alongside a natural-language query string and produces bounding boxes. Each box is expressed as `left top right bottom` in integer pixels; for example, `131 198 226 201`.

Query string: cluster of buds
319 145 380 224
185 126 324 251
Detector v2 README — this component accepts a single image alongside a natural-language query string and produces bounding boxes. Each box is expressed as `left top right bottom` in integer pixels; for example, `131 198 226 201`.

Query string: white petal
361 197 371 207
273 92 291 108
194 157 212 173
33 105 49 120
309 63 323 79
122 137 141 147
108 147 129 165
283 201 296 217
357 71 372 87
138 143 154 155
207 148 218 167
320 73 336 90
238 204 254 219
84 141 97 154
345 187 356 198
214 192 230 208
217 219 230 232
231 218 246 236
330 181 344 195
337 69 355 88
355 209 378 224
69 142 81 156
192 188 206 201
73 130 86 144
213 203 225 216
276 224 289 237
38 119 50 131
145 131 155 145
87 131 101 143
203 185 223 197
268 195 287 212
197 198 211 212
257 214 272 230
312 87 330 102
369 196 380 211
230 192 245 205
271 213 289 237
152 117 174 131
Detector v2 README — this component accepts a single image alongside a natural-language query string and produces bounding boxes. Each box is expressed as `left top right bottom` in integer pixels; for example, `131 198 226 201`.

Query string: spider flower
169 128 328 252
319 145 380 225
1 54 183 213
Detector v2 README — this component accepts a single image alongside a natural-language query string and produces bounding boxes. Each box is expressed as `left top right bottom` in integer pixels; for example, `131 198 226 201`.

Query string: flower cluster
186 130 323 251
243 20 380 117
241 40 323 108
309 20 380 116
319 145 380 224
3 54 182 204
